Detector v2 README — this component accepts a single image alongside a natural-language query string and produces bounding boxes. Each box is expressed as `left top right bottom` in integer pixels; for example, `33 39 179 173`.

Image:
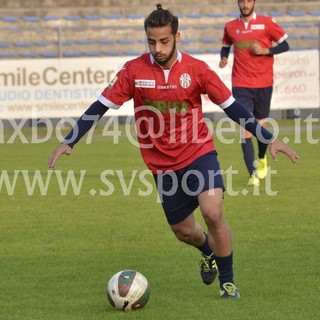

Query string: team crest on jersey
135 80 156 88
179 73 191 88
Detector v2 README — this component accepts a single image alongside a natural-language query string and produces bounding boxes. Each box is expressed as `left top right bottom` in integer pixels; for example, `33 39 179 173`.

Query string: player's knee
171 226 193 242
202 207 223 227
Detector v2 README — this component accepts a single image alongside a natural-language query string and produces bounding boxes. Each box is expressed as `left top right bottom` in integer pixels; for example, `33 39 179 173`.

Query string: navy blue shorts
232 86 273 119
153 151 224 225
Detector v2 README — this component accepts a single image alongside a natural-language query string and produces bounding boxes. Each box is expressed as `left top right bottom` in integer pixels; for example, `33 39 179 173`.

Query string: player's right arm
219 23 232 69
48 59 135 169
48 143 73 169
219 47 230 68
48 100 109 169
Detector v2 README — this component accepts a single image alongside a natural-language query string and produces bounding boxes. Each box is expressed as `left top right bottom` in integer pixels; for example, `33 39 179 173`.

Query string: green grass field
0 119 319 320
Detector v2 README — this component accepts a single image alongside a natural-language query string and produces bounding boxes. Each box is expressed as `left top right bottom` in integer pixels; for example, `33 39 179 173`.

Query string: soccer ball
107 269 151 311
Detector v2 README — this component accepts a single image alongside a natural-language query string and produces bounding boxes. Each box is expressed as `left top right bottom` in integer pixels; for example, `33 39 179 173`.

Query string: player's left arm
268 40 289 55
250 40 289 56
203 65 298 162
268 17 290 55
250 18 290 56
223 100 299 163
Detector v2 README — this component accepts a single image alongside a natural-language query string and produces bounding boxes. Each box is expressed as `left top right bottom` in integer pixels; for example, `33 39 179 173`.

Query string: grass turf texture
0 120 319 319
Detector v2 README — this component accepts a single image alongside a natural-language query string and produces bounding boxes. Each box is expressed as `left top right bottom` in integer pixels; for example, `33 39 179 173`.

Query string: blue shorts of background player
232 86 272 119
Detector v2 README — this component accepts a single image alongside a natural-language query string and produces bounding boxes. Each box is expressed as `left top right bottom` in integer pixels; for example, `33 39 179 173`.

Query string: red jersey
222 13 288 88
99 52 234 173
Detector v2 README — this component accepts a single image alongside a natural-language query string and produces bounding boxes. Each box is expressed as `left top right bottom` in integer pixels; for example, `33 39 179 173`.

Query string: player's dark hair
144 3 179 35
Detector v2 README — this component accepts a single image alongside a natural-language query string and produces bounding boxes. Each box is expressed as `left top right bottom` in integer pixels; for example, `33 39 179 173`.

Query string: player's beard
152 40 176 68
240 6 254 18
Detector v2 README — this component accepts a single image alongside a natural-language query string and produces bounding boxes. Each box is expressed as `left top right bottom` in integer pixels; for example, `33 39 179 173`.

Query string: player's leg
153 157 218 285
198 188 239 299
169 213 218 285
232 87 257 185
254 87 273 179
198 188 231 257
154 169 218 284
254 119 268 179
193 151 239 298
169 213 206 247
241 128 259 186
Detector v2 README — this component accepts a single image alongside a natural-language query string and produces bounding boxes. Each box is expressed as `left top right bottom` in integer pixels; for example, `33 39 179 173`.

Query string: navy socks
257 139 268 159
215 252 234 286
197 234 234 286
241 138 255 175
197 233 213 257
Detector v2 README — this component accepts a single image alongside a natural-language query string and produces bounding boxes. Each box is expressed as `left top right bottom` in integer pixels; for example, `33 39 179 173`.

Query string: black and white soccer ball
107 269 151 311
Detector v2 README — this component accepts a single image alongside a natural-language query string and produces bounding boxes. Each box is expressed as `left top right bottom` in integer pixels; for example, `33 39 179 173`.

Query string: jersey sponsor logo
179 73 191 89
251 24 265 30
235 40 259 50
142 98 189 113
106 76 118 89
135 79 156 88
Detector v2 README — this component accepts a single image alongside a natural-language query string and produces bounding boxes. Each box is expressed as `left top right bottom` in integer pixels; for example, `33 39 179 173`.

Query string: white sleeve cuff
219 95 236 110
98 95 122 110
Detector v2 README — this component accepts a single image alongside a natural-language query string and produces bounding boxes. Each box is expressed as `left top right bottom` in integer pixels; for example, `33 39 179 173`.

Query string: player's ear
175 32 180 43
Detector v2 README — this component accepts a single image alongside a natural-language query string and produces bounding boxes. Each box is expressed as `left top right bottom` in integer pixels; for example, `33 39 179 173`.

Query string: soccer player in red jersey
219 0 290 186
49 4 298 299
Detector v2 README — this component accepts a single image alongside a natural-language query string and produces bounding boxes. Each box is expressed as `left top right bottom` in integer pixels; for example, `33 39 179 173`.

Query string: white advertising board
0 50 319 119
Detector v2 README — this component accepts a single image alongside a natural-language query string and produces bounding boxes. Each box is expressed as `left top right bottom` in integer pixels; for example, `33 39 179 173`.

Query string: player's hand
48 143 72 169
249 44 269 56
269 139 299 163
219 57 228 68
